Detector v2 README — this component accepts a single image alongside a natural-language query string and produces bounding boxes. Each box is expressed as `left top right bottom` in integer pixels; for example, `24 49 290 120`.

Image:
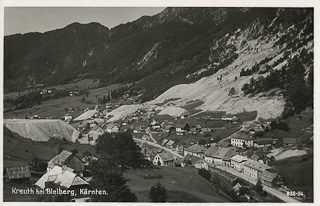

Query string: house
231 134 254 148
243 159 271 179
106 123 120 133
153 153 175 167
35 166 90 195
151 123 161 130
204 146 220 164
283 138 297 145
47 150 85 176
175 122 190 134
181 154 208 170
230 155 248 172
4 160 31 183
250 154 263 162
200 128 210 134
65 114 73 122
161 139 169 146
211 147 238 166
184 144 206 158
166 140 176 149
254 138 274 147
91 125 104 133
142 134 150 141
133 126 143 133
232 183 250 201
258 169 280 187
164 125 175 133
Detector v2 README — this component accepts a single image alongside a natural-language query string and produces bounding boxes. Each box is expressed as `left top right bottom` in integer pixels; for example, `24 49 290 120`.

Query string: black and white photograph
1 0 318 204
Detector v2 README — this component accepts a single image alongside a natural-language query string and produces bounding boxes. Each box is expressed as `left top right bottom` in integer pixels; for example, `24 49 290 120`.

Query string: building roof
5 166 31 180
35 166 89 189
186 144 206 153
4 159 29 168
230 154 248 163
162 139 169 145
204 146 220 157
250 154 261 161
48 150 73 169
167 140 176 146
244 159 271 172
181 154 202 165
255 138 274 145
259 170 279 183
106 123 119 130
213 147 237 161
232 134 254 141
157 153 175 162
232 183 242 191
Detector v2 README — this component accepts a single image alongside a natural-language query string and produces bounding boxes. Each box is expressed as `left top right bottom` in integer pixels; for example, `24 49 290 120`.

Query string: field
262 108 313 147
124 166 231 202
269 153 313 202
4 79 101 100
4 83 122 119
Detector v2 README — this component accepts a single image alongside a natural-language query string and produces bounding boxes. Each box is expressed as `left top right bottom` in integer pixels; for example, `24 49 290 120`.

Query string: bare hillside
4 119 75 142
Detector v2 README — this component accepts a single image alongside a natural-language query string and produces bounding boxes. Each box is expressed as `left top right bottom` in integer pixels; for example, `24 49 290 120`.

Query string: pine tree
149 182 168 202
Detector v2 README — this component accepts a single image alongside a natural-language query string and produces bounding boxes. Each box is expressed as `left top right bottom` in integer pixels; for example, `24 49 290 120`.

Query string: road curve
133 138 183 158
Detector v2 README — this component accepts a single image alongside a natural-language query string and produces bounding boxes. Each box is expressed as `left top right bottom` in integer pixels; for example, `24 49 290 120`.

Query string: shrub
198 168 211 182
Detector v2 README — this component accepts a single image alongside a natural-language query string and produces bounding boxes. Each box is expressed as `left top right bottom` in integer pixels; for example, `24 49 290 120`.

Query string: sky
4 7 165 36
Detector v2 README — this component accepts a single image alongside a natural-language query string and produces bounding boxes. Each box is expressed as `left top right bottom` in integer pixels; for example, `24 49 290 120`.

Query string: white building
243 159 271 179
230 155 248 172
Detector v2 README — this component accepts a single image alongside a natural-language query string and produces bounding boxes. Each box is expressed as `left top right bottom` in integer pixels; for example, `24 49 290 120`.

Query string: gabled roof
230 154 248 163
167 140 176 146
186 144 206 153
255 138 274 145
175 121 189 128
5 166 31 180
162 139 169 145
204 146 220 157
232 183 242 191
244 159 271 172
48 150 73 169
181 154 202 165
259 170 279 183
106 123 119 130
213 147 236 160
158 153 175 162
250 154 261 161
35 166 89 189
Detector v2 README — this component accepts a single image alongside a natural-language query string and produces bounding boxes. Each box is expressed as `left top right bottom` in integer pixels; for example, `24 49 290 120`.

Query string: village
5 86 312 203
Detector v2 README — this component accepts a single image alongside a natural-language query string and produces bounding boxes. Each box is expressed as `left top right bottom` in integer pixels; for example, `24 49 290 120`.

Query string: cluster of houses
151 139 284 188
4 149 94 201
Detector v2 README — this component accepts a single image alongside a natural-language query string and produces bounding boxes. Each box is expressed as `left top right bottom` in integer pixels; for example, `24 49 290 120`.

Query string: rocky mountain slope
5 8 313 119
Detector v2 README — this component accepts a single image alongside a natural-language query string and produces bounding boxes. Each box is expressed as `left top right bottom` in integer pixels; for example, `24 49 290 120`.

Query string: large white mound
74 110 98 121
107 105 140 122
4 119 75 142
158 106 189 117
